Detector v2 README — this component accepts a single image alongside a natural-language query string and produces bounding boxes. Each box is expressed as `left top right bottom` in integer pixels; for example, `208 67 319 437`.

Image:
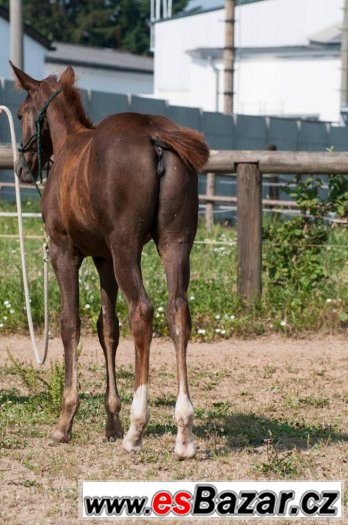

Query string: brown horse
11 63 209 459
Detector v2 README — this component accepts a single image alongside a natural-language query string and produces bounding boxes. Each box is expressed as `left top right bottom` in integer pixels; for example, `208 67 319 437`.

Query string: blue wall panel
234 114 267 149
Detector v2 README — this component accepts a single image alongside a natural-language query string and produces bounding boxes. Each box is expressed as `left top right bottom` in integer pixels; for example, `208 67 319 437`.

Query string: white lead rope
0 105 49 365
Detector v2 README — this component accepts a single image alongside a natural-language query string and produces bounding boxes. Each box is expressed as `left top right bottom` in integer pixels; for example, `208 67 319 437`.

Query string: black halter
18 88 63 196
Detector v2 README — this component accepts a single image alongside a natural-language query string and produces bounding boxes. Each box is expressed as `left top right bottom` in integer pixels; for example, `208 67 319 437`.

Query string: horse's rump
92 112 208 174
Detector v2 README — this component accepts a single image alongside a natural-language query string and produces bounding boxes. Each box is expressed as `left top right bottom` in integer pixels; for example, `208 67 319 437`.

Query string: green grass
1 198 348 338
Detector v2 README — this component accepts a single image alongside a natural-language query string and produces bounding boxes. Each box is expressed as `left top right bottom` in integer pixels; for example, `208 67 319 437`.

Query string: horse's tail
151 127 209 173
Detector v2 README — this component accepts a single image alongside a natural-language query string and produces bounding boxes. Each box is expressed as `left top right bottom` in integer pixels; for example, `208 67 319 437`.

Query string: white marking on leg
174 385 196 459
130 384 149 425
122 384 150 452
175 388 194 426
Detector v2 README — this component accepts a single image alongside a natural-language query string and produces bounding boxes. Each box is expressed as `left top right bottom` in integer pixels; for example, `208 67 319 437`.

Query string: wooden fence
202 150 348 304
2 146 348 304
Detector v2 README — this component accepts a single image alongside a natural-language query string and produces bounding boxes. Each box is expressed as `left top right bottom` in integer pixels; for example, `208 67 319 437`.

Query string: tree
0 0 189 55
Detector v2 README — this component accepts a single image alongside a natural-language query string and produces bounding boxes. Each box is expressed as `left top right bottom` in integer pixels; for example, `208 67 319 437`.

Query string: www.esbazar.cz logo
81 481 342 519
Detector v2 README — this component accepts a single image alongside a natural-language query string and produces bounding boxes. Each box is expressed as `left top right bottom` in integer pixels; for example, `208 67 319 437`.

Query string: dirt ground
2 332 348 368
0 334 347 524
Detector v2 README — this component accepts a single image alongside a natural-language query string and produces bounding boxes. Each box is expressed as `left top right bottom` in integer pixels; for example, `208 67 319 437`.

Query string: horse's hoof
122 436 142 453
106 429 124 441
106 421 124 441
51 427 71 443
174 440 196 460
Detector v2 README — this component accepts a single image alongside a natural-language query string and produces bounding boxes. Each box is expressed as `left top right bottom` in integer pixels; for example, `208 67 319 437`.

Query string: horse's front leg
50 241 83 443
93 256 123 440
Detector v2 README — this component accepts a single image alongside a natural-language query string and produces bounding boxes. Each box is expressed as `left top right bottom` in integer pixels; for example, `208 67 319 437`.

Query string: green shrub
263 216 328 291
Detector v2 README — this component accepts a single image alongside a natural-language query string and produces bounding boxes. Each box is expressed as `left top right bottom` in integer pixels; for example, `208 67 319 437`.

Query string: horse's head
10 62 71 183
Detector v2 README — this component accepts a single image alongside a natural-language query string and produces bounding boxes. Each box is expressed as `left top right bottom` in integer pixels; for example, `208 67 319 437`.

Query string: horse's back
96 112 178 136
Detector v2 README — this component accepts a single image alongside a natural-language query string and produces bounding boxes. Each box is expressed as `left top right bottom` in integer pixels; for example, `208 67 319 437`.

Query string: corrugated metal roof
45 42 153 75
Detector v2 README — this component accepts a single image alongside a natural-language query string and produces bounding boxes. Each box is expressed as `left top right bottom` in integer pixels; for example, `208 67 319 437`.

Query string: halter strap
18 87 63 193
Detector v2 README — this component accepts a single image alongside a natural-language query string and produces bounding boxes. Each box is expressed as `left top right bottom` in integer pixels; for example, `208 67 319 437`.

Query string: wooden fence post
237 163 262 303
205 172 215 231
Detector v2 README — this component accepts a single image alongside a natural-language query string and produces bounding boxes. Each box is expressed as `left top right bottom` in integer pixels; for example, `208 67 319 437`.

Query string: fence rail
3 146 348 173
0 180 298 209
0 147 13 169
205 150 348 174
0 181 44 190
1 146 348 304
199 194 296 208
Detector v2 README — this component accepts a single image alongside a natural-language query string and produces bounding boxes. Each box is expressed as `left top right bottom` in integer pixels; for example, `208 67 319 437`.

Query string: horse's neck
47 102 83 156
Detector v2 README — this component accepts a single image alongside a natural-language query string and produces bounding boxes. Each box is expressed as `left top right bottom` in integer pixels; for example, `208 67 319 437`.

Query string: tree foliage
0 0 188 55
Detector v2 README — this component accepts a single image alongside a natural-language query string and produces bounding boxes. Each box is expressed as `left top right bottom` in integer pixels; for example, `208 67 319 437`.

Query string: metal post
10 0 24 70
223 0 235 114
208 56 220 112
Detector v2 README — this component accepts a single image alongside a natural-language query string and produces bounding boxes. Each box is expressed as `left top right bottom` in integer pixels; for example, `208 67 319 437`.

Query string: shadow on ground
2 389 347 456
147 411 348 453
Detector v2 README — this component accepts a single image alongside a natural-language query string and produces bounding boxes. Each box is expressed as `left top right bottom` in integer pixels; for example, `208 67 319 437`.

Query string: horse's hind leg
50 241 82 442
94 257 123 440
153 154 198 459
111 247 153 452
157 242 196 459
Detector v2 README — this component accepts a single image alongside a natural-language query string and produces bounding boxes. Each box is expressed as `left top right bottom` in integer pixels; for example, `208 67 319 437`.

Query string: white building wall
235 57 341 121
154 9 224 95
236 0 342 47
154 0 344 121
0 17 46 80
190 58 224 112
44 62 153 95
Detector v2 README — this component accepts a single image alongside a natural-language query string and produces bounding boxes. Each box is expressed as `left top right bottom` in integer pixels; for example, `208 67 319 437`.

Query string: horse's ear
59 65 75 86
9 61 39 91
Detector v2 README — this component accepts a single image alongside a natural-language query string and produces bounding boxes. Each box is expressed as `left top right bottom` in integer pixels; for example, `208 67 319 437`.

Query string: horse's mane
56 68 94 129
